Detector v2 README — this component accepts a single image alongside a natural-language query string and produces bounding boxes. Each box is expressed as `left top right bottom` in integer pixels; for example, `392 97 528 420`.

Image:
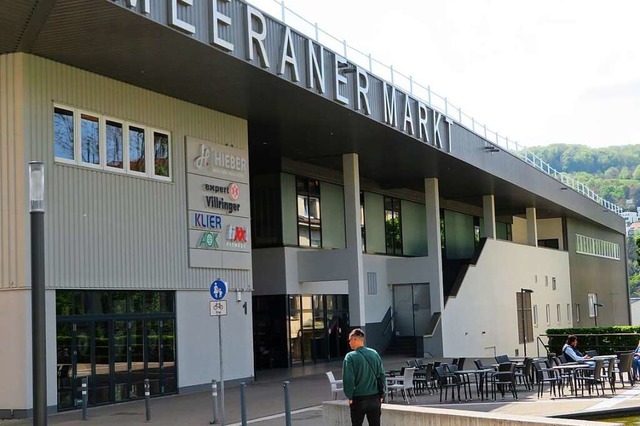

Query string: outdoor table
551 364 591 396
459 369 494 400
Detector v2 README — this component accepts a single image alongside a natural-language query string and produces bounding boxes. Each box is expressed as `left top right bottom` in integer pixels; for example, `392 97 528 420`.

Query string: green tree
633 165 640 180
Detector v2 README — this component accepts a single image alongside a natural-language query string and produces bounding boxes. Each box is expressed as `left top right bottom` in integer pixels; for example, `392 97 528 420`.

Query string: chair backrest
495 354 509 364
552 356 561 366
403 367 416 387
533 360 555 380
406 359 418 368
618 352 634 371
456 357 466 370
592 359 605 380
558 355 568 364
523 357 534 376
585 350 598 357
326 371 341 391
447 364 459 374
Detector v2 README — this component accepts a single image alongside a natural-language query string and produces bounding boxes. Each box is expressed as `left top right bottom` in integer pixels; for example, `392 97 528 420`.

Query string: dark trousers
349 394 381 426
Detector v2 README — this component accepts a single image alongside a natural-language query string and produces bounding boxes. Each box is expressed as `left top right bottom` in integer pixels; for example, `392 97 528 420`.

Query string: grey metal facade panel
0 55 27 289
20 53 251 291
565 217 629 326
0 1 38 53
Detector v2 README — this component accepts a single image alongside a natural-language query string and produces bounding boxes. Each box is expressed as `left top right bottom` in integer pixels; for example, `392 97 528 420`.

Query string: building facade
0 0 629 417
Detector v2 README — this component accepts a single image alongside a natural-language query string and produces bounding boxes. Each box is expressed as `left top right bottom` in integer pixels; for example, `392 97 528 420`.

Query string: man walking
342 328 386 426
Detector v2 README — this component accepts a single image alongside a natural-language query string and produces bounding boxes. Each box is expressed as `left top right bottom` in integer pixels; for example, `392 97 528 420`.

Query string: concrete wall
443 239 571 358
512 216 528 245
538 218 564 249
176 291 254 390
323 401 613 426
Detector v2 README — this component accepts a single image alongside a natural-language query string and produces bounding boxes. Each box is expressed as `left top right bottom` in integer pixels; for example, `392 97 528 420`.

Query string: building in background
0 0 629 418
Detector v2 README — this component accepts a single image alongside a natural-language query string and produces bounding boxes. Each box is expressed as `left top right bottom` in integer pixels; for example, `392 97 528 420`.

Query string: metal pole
209 380 219 424
144 379 151 421
81 377 88 421
240 382 247 426
283 381 292 426
31 210 47 426
521 289 527 357
219 316 225 426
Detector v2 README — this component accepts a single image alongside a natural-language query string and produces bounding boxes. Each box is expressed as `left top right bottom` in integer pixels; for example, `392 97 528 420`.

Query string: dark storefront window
297 177 322 248
253 294 349 369
56 290 176 410
384 196 402 255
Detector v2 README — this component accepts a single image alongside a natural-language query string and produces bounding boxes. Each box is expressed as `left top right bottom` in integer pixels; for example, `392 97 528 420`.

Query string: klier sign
113 0 453 153
186 137 250 269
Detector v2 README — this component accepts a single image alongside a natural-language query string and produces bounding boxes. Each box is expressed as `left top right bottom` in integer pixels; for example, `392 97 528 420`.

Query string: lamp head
28 161 45 212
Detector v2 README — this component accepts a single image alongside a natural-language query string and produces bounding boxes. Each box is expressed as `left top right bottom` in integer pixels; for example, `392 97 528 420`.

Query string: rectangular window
80 113 100 165
588 293 598 317
54 107 75 161
545 304 551 326
106 120 124 169
567 303 571 323
53 104 171 182
153 131 171 178
384 196 403 255
129 125 146 173
296 177 322 248
556 304 561 323
576 304 581 322
533 304 539 327
516 292 533 343
576 234 620 260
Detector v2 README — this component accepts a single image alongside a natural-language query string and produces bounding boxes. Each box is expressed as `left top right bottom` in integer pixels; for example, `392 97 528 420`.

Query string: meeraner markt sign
113 0 453 153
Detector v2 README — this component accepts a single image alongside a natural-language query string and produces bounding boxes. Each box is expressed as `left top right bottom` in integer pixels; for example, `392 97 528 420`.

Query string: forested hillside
528 144 640 208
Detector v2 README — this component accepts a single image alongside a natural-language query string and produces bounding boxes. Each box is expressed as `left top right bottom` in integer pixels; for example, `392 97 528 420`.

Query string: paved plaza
3 355 640 425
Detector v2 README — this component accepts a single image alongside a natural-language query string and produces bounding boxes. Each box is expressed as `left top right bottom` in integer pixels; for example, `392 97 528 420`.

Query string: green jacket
342 346 386 399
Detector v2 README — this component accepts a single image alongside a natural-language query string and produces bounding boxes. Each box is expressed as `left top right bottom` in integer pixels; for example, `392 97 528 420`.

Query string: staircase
384 335 417 357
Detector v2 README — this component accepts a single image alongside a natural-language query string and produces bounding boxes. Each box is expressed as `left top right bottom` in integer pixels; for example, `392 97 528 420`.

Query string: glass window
384 196 402 255
54 108 75 160
129 126 146 173
576 304 581 322
80 114 100 165
556 304 561 323
567 303 571 322
360 192 366 252
106 120 124 169
154 131 170 177
296 177 322 248
533 304 538 327
545 304 551 325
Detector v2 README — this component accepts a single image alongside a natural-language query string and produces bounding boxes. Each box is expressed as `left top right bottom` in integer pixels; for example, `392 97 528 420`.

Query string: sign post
210 279 227 426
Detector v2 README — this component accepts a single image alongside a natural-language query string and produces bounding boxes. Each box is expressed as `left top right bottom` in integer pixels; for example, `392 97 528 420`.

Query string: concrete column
526 207 538 247
343 153 366 328
424 178 445 356
482 195 496 239
425 179 444 311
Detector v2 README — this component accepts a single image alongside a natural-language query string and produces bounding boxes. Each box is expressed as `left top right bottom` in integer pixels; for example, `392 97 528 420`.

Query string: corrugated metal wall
0 54 26 289
20 53 251 291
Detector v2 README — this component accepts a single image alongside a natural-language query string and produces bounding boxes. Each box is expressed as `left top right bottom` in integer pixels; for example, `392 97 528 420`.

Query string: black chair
616 352 635 387
447 363 471 400
491 362 517 400
474 359 494 371
514 357 533 390
533 360 561 398
434 365 461 402
576 359 606 396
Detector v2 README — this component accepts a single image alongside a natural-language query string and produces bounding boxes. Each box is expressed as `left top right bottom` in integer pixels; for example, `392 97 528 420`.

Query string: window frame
53 103 172 182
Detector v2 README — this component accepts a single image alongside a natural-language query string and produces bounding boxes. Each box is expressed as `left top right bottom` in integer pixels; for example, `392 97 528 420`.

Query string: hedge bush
546 327 640 355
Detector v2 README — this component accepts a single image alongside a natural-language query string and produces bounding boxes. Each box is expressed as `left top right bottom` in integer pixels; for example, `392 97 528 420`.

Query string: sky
246 0 640 149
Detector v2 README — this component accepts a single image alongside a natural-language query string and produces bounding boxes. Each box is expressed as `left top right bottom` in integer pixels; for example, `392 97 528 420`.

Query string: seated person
562 335 594 366
633 339 640 380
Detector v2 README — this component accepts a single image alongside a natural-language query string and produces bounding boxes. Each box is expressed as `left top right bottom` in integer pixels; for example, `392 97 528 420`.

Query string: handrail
248 0 625 216
381 308 395 337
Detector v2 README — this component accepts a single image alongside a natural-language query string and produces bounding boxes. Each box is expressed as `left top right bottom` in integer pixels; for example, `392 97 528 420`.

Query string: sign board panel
210 279 227 300
210 300 228 316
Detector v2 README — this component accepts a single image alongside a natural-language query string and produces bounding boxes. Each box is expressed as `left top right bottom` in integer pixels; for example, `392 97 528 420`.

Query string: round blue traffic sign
210 280 227 300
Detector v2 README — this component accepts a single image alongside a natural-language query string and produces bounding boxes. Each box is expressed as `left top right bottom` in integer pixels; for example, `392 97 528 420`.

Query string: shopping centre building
0 0 629 417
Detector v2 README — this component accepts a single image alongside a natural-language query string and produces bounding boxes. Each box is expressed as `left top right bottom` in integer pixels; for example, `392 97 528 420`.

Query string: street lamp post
521 288 534 357
594 303 604 327
29 161 47 426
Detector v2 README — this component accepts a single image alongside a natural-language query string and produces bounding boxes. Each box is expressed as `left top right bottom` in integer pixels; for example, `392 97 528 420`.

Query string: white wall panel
442 239 571 358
